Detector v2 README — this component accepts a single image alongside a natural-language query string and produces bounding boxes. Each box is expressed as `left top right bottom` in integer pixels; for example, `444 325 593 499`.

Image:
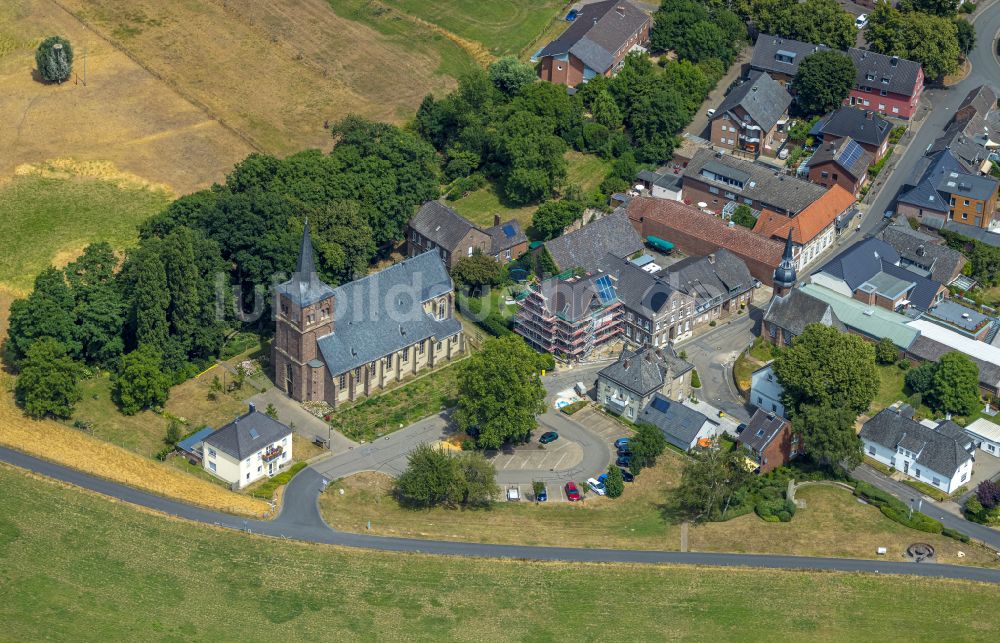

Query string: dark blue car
616 454 632 468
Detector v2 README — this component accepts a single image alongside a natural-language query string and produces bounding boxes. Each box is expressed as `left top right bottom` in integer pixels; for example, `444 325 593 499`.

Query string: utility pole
83 46 87 86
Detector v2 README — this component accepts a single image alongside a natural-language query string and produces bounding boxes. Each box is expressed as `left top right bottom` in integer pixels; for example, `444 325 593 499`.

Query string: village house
738 409 800 474
806 137 873 196
811 107 892 162
664 250 756 326
597 346 693 420
709 72 791 158
746 34 828 88
861 408 974 494
598 254 698 346
682 149 828 217
897 149 1000 232
846 48 923 119
274 224 464 407
750 364 786 418
202 405 293 489
637 395 719 451
406 201 527 268
625 196 784 285
877 219 967 284
542 211 643 274
928 85 1000 175
534 1 651 88
753 185 858 271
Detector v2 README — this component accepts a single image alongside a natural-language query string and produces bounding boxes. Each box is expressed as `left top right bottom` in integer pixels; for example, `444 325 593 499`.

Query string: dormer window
866 73 876 81
881 77 890 84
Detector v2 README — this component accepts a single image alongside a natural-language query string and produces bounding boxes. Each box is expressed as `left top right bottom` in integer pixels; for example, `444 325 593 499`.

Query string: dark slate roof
683 149 827 215
899 149 999 212
816 237 944 309
598 254 686 318
316 251 461 375
860 409 972 477
599 346 693 397
739 409 790 453
907 335 1000 387
275 221 338 307
638 395 716 450
749 34 828 77
536 272 618 322
544 212 643 272
204 411 292 461
925 299 989 333
807 137 872 181
484 219 527 254
763 287 844 336
715 72 791 132
665 249 754 309
814 107 891 148
878 220 966 284
538 0 649 74
848 48 922 96
409 201 477 253
929 86 999 172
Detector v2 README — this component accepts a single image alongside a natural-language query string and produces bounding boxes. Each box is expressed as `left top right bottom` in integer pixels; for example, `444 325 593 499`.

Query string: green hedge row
755 498 796 523
855 481 945 534
250 461 307 500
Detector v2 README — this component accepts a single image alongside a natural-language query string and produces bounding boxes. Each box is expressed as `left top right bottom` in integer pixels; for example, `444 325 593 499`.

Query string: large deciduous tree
35 35 73 83
793 402 862 470
488 55 536 96
113 345 171 415
675 443 754 521
629 422 668 473
866 2 960 79
793 51 857 117
929 352 980 416
750 0 856 50
773 323 879 416
530 200 584 241
6 267 80 363
14 337 82 419
394 444 498 508
454 335 546 449
450 253 503 289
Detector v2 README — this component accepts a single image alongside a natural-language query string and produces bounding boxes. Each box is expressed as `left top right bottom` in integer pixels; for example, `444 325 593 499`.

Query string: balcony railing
262 446 284 463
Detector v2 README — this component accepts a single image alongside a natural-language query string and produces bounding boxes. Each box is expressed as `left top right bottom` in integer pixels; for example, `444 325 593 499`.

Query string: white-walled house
750 363 785 417
965 418 1000 458
860 408 974 494
202 405 294 489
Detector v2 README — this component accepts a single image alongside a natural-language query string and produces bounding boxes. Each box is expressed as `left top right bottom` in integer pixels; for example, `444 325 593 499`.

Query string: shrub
252 462 307 500
561 400 587 415
879 505 943 534
976 479 1000 509
942 527 971 543
897 360 911 371
755 497 796 522
709 320 716 327
690 369 701 388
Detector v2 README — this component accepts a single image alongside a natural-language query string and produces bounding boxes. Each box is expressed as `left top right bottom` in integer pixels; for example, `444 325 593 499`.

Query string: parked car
539 431 559 444
617 445 631 457
855 14 868 29
565 481 581 501
536 487 548 502
614 437 630 449
616 454 632 468
884 208 894 220
587 477 607 496
507 487 520 502
621 469 635 483
736 423 748 434
707 108 716 118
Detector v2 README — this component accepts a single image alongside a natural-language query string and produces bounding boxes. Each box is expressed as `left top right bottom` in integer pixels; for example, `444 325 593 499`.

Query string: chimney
891 56 899 67
494 214 501 227
865 110 873 120
248 402 256 414
916 244 925 256
616 5 626 17
623 358 631 369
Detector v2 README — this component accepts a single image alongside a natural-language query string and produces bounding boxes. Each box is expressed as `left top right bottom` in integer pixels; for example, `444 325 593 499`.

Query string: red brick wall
759 424 795 474
808 161 864 196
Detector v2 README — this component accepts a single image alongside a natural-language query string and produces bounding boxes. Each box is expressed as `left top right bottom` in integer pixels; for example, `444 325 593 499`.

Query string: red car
565 481 581 502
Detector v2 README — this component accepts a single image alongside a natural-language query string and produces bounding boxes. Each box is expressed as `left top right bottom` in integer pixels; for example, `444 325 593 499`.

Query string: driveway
247 387 358 455
676 311 758 422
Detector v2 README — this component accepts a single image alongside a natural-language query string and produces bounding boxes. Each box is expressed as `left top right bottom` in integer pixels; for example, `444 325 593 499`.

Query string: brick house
625 196 784 285
682 149 827 217
846 48 923 119
752 185 858 271
535 1 651 88
811 107 892 162
738 409 800 474
274 224 464 407
597 346 693 421
709 72 791 158
747 34 828 88
407 201 527 268
806 137 873 196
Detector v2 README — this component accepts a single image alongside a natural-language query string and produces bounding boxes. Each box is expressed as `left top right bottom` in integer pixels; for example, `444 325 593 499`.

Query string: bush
560 400 587 415
888 126 906 144
897 360 911 371
755 497 796 522
708 320 716 327
536 352 556 372
879 505 943 534
942 527 971 543
690 369 701 388
252 462 307 500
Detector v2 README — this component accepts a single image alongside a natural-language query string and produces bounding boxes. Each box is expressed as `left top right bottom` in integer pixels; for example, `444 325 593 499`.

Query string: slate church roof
275 221 337 307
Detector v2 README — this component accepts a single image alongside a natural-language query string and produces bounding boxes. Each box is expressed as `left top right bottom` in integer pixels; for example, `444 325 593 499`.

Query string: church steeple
772 228 796 298
277 220 335 307
296 219 318 276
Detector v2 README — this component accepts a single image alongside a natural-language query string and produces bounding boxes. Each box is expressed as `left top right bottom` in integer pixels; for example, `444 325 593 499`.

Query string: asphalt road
5 446 1000 583
676 313 758 422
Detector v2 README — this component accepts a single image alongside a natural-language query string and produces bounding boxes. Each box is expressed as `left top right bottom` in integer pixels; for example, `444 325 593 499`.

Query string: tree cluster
394 444 499 508
675 441 755 521
650 0 746 65
746 0 857 50
773 324 878 470
530 200 585 241
866 0 961 79
416 53 718 203
793 50 857 117
453 335 547 449
629 422 668 473
904 352 980 416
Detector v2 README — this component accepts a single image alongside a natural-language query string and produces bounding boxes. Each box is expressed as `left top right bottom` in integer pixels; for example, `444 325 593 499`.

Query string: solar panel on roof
594 275 616 304
502 224 515 237
650 397 671 413
837 140 864 169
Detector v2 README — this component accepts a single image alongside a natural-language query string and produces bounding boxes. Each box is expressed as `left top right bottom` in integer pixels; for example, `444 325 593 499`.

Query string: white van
574 382 588 397
507 487 520 502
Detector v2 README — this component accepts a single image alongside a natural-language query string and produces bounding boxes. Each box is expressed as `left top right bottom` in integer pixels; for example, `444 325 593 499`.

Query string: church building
273 224 464 407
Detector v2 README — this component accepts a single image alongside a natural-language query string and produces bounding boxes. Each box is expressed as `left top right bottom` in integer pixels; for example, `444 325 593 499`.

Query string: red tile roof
753 185 856 245
626 197 784 267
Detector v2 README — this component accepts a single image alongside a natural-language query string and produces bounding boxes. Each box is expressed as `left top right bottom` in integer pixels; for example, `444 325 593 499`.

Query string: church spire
295 218 317 276
277 219 334 307
772 228 796 297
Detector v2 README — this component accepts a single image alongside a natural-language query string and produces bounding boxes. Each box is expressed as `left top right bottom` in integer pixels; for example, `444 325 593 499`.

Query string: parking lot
489 437 583 473
571 405 631 445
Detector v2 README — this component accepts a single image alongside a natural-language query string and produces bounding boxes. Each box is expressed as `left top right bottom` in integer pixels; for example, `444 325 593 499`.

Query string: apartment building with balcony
709 72 791 158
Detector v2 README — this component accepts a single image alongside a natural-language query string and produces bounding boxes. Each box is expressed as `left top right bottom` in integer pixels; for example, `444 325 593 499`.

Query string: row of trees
904 352 981 416
867 0 973 80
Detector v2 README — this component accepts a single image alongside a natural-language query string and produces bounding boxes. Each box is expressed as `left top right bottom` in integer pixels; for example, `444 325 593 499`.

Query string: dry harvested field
0 0 251 195
58 0 476 155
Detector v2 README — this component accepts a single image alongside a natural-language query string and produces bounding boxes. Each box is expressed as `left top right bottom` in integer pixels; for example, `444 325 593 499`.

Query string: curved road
4 445 1000 584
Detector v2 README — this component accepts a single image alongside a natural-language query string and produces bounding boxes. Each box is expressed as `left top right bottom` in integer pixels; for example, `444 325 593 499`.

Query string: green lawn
328 359 466 442
324 0 480 79
374 0 566 56
448 184 538 229
3 465 1000 640
564 150 613 193
0 176 170 292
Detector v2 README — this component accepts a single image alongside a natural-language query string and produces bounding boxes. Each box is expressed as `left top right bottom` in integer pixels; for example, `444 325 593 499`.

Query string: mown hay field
1 465 998 640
